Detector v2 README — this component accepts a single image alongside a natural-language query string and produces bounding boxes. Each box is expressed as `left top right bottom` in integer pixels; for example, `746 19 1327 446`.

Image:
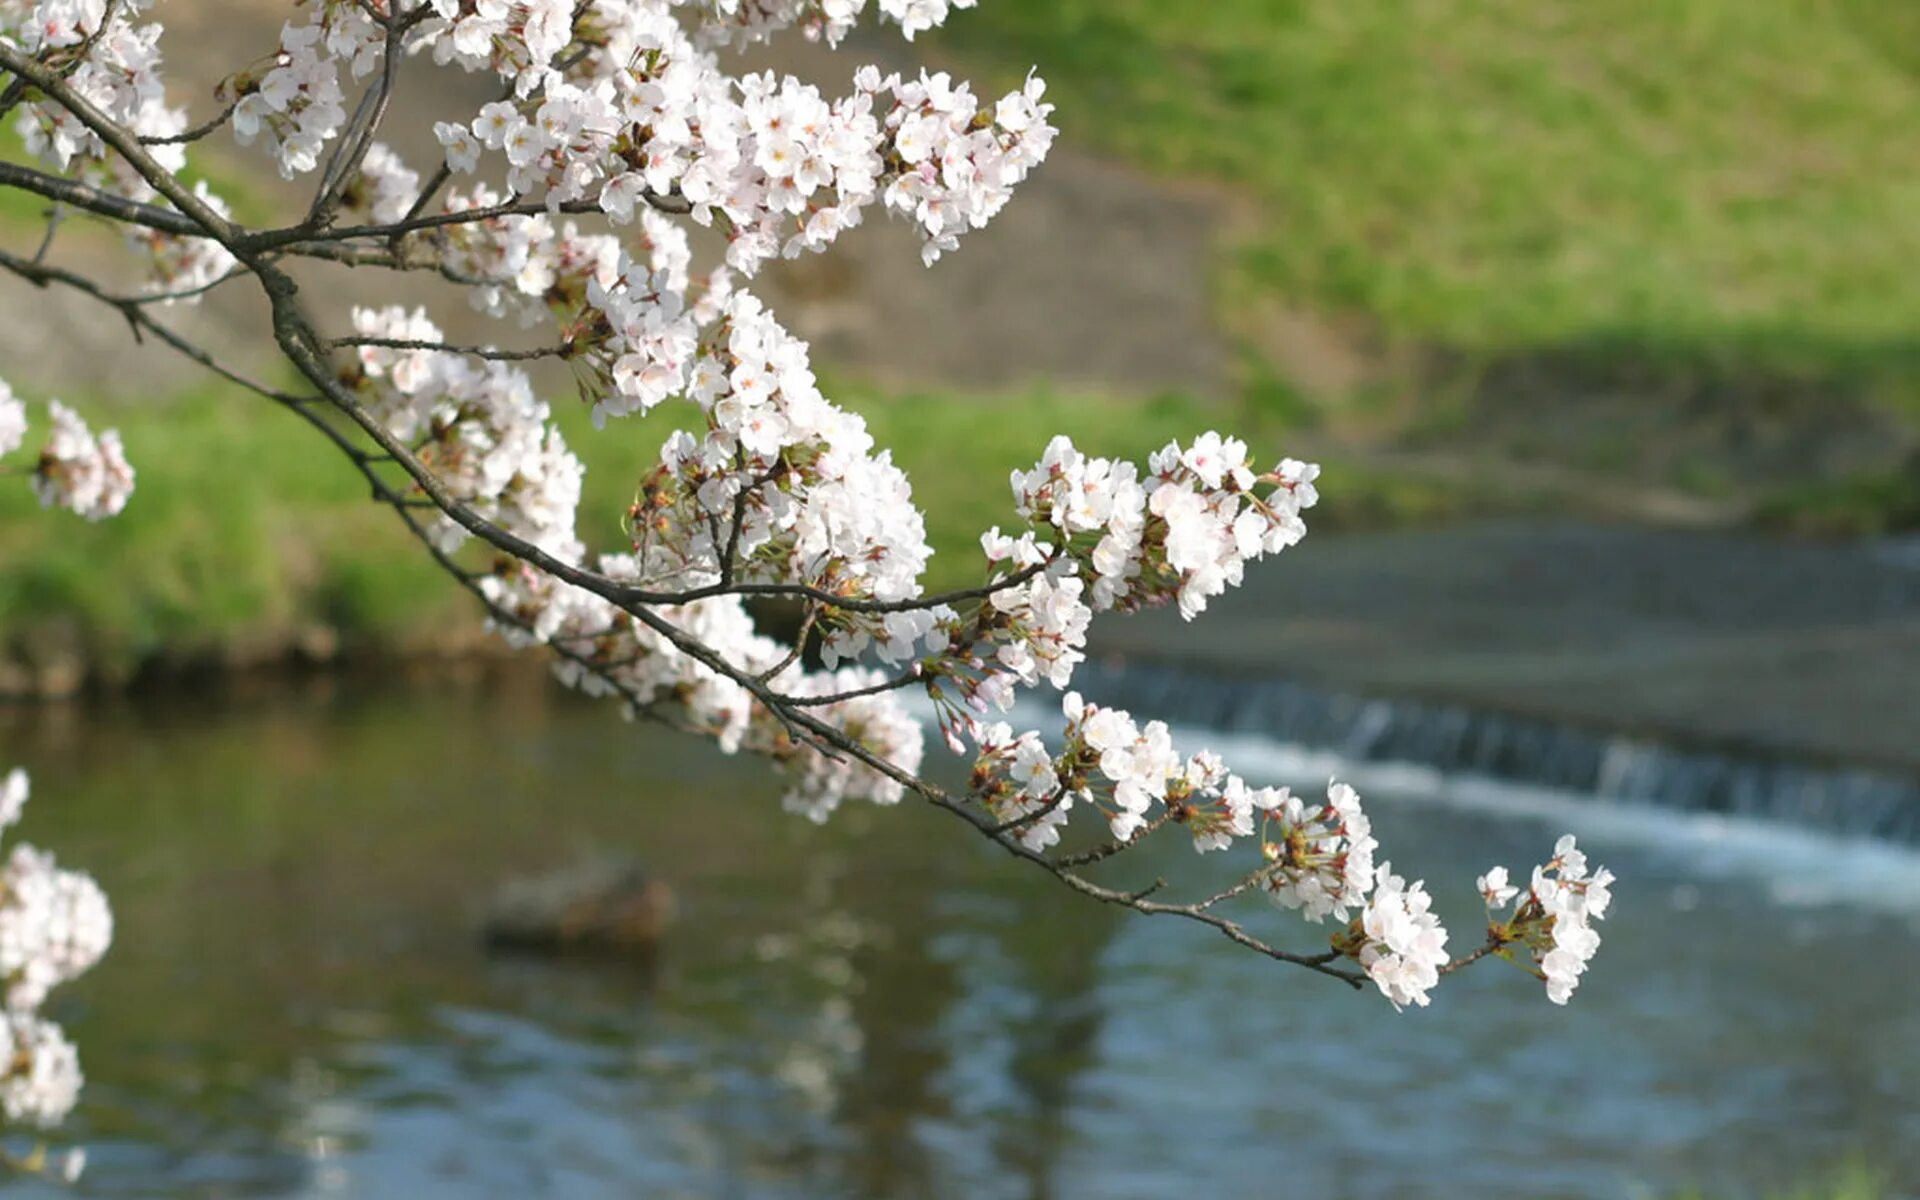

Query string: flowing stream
2 672 1915 1199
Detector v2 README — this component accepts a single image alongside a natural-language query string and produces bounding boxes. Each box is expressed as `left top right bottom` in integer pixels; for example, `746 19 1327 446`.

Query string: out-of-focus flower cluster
0 382 135 521
0 380 23 460
1 0 235 296
694 0 978 48
0 768 110 1155
31 400 134 521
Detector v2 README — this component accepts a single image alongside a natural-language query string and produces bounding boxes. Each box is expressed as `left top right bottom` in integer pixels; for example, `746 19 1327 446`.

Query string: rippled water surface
4 678 1917 1198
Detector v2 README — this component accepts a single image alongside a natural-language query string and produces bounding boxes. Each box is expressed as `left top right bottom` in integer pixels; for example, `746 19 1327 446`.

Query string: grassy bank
939 0 1920 353
934 0 1920 477
0 384 456 678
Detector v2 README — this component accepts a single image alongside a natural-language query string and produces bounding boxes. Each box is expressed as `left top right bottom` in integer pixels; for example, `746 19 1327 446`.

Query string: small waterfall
1072 660 1920 845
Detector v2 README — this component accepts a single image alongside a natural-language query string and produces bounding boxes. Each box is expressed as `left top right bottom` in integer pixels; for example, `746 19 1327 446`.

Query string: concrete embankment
1090 519 1920 777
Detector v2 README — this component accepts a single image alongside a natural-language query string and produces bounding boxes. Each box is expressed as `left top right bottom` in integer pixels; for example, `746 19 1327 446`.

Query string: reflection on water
2 677 1917 1199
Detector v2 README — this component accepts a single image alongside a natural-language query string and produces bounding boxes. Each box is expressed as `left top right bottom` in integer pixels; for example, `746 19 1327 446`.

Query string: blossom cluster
611 289 941 666
341 298 927 822
415 0 583 80
919 434 1317 749
433 184 630 325
1259 780 1376 922
488 564 927 824
1012 432 1318 620
4 0 184 184
339 142 420 225
968 721 1072 850
972 691 1284 854
876 67 1052 264
693 0 979 48
2 0 238 297
1479 836 1614 1004
349 304 585 560
967 695 1459 1008
577 215 703 421
414 0 1053 271
0 388 135 522
0 768 111 1143
1339 864 1450 1010
228 1 374 177
128 180 239 300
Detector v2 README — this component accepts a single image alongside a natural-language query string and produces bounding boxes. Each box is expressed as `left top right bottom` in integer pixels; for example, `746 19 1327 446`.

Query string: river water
2 675 1916 1199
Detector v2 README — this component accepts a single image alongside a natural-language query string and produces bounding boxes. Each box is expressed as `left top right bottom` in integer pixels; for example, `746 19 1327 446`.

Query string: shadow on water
2 675 1916 1198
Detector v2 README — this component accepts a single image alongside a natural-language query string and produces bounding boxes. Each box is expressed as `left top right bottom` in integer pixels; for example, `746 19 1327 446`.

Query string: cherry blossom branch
0 42 237 241
753 603 821 683
1054 813 1173 868
2 140 1383 1008
59 191 1357 996
1441 937 1508 977
0 0 1617 1025
235 271 1376 992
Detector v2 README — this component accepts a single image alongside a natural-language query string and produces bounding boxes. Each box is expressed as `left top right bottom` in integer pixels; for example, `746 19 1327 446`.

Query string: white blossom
1482 836 1614 1005
0 1014 81 1128
0 380 25 458
0 770 24 832
345 142 421 224
30 401 134 521
1476 866 1516 908
1348 863 1450 1010
0 846 112 1012
1261 779 1377 921
0 768 111 1134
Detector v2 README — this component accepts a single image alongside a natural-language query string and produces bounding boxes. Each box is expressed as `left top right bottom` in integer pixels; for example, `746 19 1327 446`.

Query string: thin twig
330 335 572 362
139 101 237 145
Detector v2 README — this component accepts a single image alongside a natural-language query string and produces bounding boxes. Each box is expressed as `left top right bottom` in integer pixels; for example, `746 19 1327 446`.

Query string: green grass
1754 459 1920 536
935 0 1920 402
